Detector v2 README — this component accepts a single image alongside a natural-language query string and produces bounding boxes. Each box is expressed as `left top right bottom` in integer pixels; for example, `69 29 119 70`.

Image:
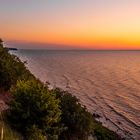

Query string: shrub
53 88 94 140
0 43 34 90
8 80 61 139
27 125 46 140
94 122 121 140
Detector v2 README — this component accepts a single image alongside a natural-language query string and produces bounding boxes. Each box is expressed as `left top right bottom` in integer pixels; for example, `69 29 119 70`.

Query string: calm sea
12 50 140 140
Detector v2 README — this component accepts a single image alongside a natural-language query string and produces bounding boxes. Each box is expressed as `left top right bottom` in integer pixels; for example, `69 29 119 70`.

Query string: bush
94 122 121 140
27 125 46 140
53 88 94 140
0 43 34 90
8 80 62 139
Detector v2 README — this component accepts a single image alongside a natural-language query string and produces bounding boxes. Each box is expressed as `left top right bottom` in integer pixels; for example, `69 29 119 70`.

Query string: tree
0 43 34 90
0 38 3 46
53 88 94 140
8 80 62 140
27 125 46 140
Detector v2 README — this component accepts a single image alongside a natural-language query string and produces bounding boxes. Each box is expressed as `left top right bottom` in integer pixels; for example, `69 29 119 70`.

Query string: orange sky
1 0 140 49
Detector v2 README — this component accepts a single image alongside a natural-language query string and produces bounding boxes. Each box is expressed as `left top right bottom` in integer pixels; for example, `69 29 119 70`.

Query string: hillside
0 39 122 140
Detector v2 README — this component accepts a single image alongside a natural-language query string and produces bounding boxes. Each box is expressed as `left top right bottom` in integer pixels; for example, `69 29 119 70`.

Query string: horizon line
13 48 140 51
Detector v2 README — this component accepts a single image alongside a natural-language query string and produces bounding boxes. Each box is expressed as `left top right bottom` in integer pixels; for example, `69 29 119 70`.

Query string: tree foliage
0 43 34 90
27 125 46 140
53 88 94 140
0 38 3 45
8 80 61 140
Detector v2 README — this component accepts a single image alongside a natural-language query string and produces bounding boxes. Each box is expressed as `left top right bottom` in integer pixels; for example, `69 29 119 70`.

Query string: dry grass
0 112 23 140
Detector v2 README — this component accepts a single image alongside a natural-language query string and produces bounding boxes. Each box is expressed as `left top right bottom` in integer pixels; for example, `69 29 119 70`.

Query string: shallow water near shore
12 50 140 140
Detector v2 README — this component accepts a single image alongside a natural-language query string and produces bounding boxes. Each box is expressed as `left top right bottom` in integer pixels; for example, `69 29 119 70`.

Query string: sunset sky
1 0 140 49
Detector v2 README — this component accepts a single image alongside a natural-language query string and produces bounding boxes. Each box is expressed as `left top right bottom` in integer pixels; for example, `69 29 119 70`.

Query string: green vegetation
54 88 94 140
94 121 121 140
0 112 23 140
0 39 122 140
8 80 62 140
0 40 34 90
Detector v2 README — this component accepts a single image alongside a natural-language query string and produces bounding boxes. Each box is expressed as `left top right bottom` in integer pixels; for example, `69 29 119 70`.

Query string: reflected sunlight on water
13 50 140 140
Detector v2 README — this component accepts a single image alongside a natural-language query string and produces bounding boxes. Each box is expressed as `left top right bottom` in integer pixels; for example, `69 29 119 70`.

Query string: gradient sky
1 0 140 49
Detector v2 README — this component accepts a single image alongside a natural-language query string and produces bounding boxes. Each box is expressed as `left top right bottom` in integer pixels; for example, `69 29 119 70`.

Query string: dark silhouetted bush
53 88 94 140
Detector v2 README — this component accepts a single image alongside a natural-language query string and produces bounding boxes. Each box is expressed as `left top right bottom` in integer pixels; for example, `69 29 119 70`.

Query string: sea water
12 50 140 140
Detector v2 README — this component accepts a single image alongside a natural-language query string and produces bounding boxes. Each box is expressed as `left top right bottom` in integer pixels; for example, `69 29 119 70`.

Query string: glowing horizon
1 0 140 49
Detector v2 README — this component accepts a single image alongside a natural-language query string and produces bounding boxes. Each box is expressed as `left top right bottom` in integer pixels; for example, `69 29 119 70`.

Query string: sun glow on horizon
1 0 140 49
